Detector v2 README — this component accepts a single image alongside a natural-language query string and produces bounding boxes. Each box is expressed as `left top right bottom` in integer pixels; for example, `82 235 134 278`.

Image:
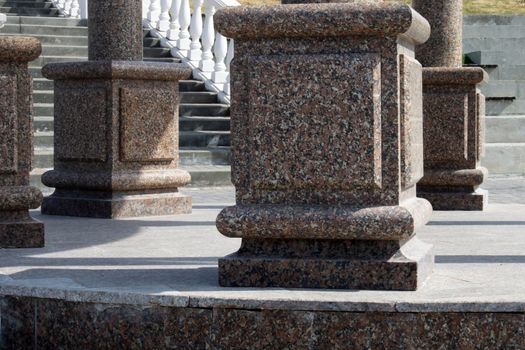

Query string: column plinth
214 3 434 290
0 37 44 247
41 0 193 219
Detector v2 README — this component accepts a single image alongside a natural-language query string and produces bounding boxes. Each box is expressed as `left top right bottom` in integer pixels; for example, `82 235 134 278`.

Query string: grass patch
238 0 525 14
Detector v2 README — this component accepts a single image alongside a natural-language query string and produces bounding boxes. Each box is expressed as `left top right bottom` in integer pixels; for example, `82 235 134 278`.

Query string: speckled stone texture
88 0 143 61
413 0 489 211
215 3 433 290
412 0 463 68
0 37 44 248
41 1 193 219
3 296 525 349
417 69 488 210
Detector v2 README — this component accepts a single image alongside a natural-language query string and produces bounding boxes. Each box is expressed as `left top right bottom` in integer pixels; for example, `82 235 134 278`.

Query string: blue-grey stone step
5 15 86 26
179 103 230 117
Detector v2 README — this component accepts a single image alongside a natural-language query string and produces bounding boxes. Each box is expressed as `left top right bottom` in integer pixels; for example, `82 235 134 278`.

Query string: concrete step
34 103 53 117
33 129 232 148
180 91 218 103
32 147 231 168
0 1 54 9
1 33 88 45
33 114 230 133
179 103 230 117
179 131 231 147
486 115 525 143
33 77 52 89
464 37 525 54
487 99 525 116
0 7 58 16
465 51 507 65
29 55 87 67
487 65 525 80
463 25 525 39
480 80 524 99
30 165 232 191
33 90 53 104
179 116 230 131
0 23 88 35
41 45 88 57
4 15 86 26
482 143 525 175
465 15 525 26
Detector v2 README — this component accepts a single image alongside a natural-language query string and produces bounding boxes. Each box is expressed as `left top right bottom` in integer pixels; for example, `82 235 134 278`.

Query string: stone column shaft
88 0 143 61
0 37 44 248
412 0 463 67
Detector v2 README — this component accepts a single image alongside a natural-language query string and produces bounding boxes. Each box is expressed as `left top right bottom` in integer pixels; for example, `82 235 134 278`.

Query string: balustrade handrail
48 0 237 103
144 0 240 104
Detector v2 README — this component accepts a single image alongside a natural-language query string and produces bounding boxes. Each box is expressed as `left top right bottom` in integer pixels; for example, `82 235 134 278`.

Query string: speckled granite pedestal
214 2 433 290
40 0 192 218
0 37 44 248
413 0 488 210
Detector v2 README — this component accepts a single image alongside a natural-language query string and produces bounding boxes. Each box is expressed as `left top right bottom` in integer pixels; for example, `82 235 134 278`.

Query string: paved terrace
1 177 525 312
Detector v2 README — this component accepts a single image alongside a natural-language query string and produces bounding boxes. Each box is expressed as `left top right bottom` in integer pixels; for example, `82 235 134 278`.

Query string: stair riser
33 117 230 132
33 149 231 168
483 144 525 175
34 133 231 148
464 26 525 39
487 100 525 116
486 116 525 143
0 2 53 9
33 93 53 104
41 46 88 56
0 8 58 16
180 105 229 117
5 16 86 26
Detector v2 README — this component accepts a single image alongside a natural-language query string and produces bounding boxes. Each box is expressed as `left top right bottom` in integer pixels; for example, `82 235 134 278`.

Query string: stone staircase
464 15 525 175
0 0 231 191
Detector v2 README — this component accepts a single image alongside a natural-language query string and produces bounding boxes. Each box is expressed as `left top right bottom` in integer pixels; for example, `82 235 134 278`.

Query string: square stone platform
1 179 525 348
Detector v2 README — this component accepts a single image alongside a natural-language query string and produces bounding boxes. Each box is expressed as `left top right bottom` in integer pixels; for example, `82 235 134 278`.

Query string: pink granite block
214 2 433 290
0 37 44 248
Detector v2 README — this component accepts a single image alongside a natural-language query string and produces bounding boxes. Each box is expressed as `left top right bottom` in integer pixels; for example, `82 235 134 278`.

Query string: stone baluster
211 32 227 84
199 1 215 75
188 0 204 62
157 0 172 34
177 0 191 55
413 0 488 210
70 0 80 18
164 0 181 46
64 0 73 16
214 2 433 290
41 0 192 218
148 0 161 28
57 0 66 11
0 37 44 248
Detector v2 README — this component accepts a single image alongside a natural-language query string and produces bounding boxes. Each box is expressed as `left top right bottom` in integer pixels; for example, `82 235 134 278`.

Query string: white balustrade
148 0 161 28
176 0 191 55
157 0 171 34
163 0 181 46
188 0 204 62
199 2 215 75
142 0 151 26
70 0 239 103
70 0 80 18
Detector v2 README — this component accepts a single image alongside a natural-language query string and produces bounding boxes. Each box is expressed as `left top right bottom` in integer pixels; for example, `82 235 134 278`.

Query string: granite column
0 37 45 248
413 0 488 210
215 2 434 290
41 0 193 218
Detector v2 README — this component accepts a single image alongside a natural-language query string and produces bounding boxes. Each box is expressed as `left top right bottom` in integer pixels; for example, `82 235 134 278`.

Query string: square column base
418 188 488 211
42 190 192 219
219 238 434 291
0 219 44 248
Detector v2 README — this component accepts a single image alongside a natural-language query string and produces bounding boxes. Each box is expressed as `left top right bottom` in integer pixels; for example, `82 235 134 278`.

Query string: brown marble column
214 2 434 290
413 0 488 210
0 37 44 248
41 0 193 218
